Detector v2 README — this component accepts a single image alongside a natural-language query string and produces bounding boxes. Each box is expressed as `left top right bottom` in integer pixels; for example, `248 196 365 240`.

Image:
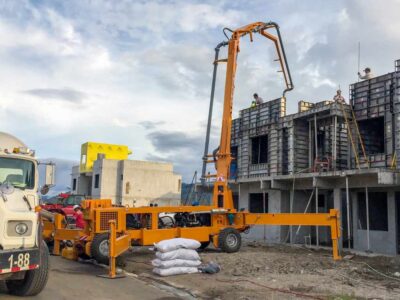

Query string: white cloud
299 64 336 89
338 8 350 25
79 1 242 35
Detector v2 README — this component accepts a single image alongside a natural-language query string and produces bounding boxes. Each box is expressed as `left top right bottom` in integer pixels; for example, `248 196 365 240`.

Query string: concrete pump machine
42 22 342 268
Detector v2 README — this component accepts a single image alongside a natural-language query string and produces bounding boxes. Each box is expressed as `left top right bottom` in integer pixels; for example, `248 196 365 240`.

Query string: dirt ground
122 241 400 300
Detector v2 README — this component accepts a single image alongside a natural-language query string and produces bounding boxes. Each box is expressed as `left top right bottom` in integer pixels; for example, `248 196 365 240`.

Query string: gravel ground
122 241 400 300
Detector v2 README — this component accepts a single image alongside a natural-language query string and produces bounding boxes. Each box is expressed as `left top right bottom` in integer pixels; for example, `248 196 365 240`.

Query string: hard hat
73 205 80 210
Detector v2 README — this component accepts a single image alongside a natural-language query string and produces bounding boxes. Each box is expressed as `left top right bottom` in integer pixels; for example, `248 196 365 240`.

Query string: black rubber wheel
199 241 211 249
218 228 241 253
6 241 49 296
90 233 110 265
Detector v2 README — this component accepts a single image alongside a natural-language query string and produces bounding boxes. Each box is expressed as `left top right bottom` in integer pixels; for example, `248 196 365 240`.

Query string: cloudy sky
1 0 399 184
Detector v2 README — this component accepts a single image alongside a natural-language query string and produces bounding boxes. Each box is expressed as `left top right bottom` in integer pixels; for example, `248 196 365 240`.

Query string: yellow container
80 142 132 173
61 246 77 261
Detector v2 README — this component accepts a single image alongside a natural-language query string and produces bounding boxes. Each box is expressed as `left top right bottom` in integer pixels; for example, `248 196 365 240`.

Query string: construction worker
250 100 256 108
333 89 346 104
253 93 264 105
73 205 85 229
358 67 374 80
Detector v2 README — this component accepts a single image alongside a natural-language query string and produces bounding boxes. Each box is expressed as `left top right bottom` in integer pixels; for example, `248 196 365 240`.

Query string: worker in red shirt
73 205 85 229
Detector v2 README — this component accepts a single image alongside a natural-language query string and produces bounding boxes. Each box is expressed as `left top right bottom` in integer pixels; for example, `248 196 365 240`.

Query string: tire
6 241 49 296
90 233 110 265
218 228 241 253
199 241 211 249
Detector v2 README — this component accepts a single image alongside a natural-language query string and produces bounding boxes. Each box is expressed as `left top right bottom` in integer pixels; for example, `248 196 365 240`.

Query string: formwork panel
231 62 400 180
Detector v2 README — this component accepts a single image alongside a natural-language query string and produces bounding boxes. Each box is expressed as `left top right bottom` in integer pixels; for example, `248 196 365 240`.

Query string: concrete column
346 177 352 249
351 191 358 250
333 187 343 252
289 187 294 243
315 186 319 247
308 121 312 169
365 187 370 251
333 116 337 170
387 191 397 255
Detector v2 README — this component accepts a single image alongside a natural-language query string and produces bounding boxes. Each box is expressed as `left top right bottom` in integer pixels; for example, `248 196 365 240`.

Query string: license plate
0 248 40 274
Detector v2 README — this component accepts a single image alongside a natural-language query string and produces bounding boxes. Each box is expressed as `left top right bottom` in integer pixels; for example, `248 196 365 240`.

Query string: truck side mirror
40 185 50 195
45 164 55 186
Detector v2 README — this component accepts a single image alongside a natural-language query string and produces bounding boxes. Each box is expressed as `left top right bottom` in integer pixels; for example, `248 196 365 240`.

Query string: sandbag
155 248 200 261
153 267 199 277
152 258 202 269
154 238 201 253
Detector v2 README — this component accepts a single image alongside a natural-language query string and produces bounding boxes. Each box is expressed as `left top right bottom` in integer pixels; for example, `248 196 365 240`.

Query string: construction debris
198 261 221 274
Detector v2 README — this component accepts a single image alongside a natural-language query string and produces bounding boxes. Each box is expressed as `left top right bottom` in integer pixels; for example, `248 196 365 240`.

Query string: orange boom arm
209 22 293 209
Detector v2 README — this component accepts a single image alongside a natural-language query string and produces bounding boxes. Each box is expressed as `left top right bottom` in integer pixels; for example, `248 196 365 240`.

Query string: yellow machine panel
79 142 132 173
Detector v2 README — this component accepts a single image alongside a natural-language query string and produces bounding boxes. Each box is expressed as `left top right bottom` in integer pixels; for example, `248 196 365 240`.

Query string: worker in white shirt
253 93 264 105
333 89 346 104
358 67 374 80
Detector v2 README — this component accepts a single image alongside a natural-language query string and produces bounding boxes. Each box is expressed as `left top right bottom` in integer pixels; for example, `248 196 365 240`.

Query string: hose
39 209 55 222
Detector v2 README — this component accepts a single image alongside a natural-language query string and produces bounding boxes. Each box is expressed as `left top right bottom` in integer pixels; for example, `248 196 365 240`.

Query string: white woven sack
155 248 200 261
152 258 201 269
153 267 199 276
154 238 201 253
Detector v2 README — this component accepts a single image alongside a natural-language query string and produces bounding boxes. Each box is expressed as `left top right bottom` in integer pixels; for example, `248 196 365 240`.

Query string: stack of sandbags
152 238 202 276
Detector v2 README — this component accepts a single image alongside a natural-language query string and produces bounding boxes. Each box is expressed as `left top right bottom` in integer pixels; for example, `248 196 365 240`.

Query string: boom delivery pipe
209 22 293 209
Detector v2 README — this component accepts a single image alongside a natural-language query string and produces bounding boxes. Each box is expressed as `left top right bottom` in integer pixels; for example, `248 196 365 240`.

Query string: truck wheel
90 233 109 265
218 228 241 253
6 241 49 296
199 241 211 249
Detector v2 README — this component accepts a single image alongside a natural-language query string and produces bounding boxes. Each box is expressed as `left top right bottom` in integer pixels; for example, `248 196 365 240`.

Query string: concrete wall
238 182 286 243
237 184 334 246
352 190 397 255
119 160 181 207
71 166 79 192
71 166 91 196
290 190 313 244
92 159 120 203
72 159 181 207
236 177 400 255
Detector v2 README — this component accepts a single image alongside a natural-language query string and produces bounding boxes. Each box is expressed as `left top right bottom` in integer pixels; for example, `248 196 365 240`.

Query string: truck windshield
0 157 35 189
65 195 85 206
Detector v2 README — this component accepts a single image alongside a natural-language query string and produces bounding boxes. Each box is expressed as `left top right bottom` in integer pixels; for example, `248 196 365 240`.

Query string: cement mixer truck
0 132 54 296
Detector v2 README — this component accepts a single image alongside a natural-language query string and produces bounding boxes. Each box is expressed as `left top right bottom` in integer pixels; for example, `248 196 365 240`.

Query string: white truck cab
0 132 52 296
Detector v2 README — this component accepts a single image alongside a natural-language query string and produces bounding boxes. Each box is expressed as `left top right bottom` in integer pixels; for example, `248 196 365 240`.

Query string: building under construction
229 59 400 255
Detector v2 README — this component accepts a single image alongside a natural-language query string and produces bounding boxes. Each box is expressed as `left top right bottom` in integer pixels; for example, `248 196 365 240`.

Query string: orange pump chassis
46 199 341 261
